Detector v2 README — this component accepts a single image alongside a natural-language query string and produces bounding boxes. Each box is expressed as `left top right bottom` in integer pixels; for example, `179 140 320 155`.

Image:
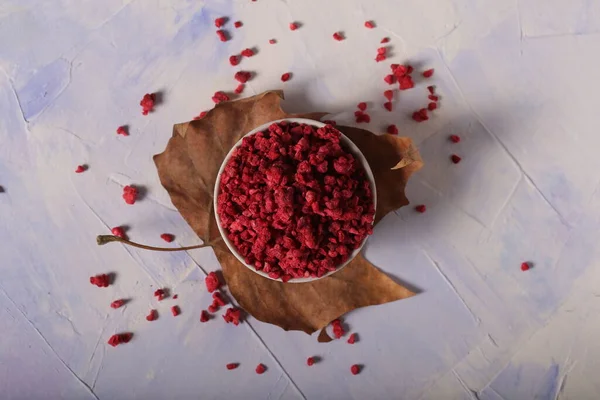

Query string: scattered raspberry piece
364 21 375 29
200 310 210 322
122 185 138 205
384 74 395 85
412 108 429 122
216 30 228 42
384 90 393 101
428 102 437 111
347 333 357 344
111 226 127 239
398 75 414 90
428 95 439 102
333 32 344 41
407 65 414 74
140 93 155 115
213 291 227 306
108 333 133 347
451 154 462 164
357 102 367 111
234 71 252 83
212 91 230 104
383 102 392 112
350 364 360 375
234 21 242 28
241 48 254 57
423 68 434 78
269 39 276 44
223 307 242 325
208 304 218 313
415 205 426 213
392 64 409 77
110 299 125 309
215 17 227 28
281 72 291 82
307 357 315 366
116 126 128 136
90 274 110 288
159 233 174 243
154 288 167 301
173 294 178 299
449 135 461 143
387 124 398 135
146 309 158 321
171 305 181 317
75 165 86 173
332 319 345 339
355 111 371 123
427 85 435 94
234 84 245 94
205 272 221 293
255 364 266 374
226 363 239 370
377 47 386 55
229 55 240 66
380 37 390 43
289 22 298 31
194 111 208 120
521 262 530 271
375 53 386 62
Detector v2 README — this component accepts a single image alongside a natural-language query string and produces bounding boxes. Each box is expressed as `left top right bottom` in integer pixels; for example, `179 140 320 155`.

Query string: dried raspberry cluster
217 122 375 281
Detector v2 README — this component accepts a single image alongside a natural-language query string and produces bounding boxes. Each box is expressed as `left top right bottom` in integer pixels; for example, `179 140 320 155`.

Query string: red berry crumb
350 364 361 375
427 85 435 94
212 91 230 104
194 111 208 120
289 22 298 31
108 333 133 347
357 102 367 111
223 307 242 325
428 95 439 102
216 30 228 42
255 364 266 374
384 90 393 101
140 93 155 115
146 309 158 321
234 71 252 83
423 68 434 78
355 111 371 123
380 37 390 43
226 363 239 370
332 319 345 339
234 84 245 94
364 21 375 29
412 108 429 122
75 165 86 173
208 304 218 313
234 21 242 28
241 48 254 57
333 32 344 41
347 333 357 344
154 288 168 301
269 39 276 44
90 274 110 288
307 357 315 366
160 233 174 243
415 205 426 213
122 185 138 205
205 272 221 293
384 74 396 85
398 75 415 90
200 310 210 322
451 154 462 164
229 55 240 66
521 262 530 271
387 124 398 135
215 17 227 28
173 294 178 299
213 291 227 306
116 126 128 136
384 102 392 112
111 226 127 239
449 135 461 143
427 102 437 111
110 299 125 309
171 305 181 317
281 72 291 82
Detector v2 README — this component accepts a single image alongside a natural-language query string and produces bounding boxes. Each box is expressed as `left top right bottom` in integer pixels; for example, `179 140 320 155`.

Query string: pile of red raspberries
217 121 375 281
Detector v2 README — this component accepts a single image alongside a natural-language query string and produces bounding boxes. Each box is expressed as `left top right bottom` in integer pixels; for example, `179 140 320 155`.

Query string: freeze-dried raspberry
269 39 276 44
380 37 389 43
375 47 387 62
154 288 167 301
111 226 127 239
140 93 155 115
357 102 367 111
387 124 398 135
160 233 174 243
384 74 395 85
289 22 298 31
451 154 462 164
281 72 291 82
384 90 393 101
90 274 110 288
521 262 530 271
255 364 266 374
364 21 375 29
229 55 240 66
241 48 254 57
171 306 181 317
423 68 434 78
398 75 414 90
333 32 344 41
428 102 437 111
212 91 230 104
412 108 429 122
208 304 218 313
347 333 357 344
234 21 242 28
194 111 208 120
234 84 245 94
223 307 242 325
234 71 252 83
213 291 227 306
122 185 138 205
226 363 239 370
108 333 132 347
215 17 227 28
205 272 221 293
111 299 125 309
392 64 409 77
173 294 178 299
75 165 86 173
449 135 460 143
200 310 210 322
415 205 426 213
216 30 228 42
355 111 371 123
146 309 158 321
383 102 392 112
116 126 128 136
332 319 345 339
350 364 360 375
428 95 439 102
307 357 315 366
427 85 435 94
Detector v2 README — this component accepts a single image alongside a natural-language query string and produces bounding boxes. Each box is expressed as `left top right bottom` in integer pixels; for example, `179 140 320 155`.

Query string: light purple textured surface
1 1 600 399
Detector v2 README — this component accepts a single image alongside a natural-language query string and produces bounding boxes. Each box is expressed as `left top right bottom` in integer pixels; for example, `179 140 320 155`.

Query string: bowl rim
213 118 377 283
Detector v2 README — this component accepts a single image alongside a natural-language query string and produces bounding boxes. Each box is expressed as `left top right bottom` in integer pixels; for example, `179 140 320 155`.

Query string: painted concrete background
1 0 600 399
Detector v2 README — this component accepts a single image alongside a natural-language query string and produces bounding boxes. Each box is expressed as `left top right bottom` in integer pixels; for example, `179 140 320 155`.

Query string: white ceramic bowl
214 118 377 283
